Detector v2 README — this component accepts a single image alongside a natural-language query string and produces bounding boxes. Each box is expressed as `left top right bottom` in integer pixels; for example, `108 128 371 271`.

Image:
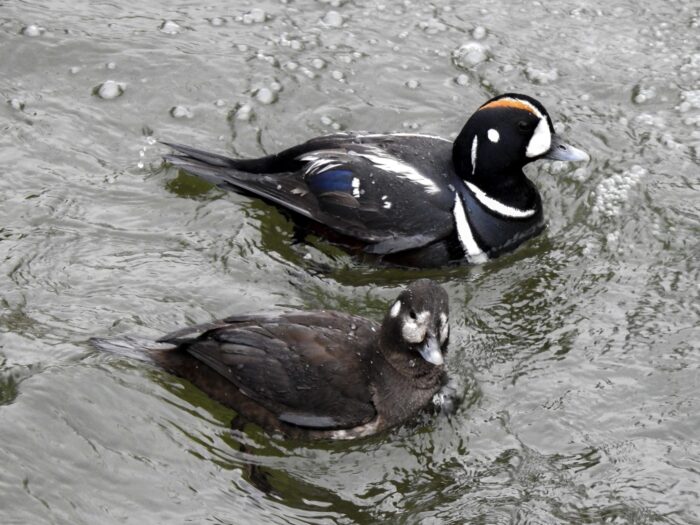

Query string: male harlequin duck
90 279 452 440
163 93 588 267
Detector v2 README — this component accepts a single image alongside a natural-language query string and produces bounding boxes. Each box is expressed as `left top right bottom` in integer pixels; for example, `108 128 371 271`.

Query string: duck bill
543 134 590 162
418 335 444 366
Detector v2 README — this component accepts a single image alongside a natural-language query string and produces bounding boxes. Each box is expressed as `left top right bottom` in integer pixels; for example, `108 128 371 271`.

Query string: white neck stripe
465 182 536 219
453 195 488 263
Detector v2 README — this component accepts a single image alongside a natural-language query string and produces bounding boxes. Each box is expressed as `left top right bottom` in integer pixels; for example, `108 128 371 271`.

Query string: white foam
592 165 646 217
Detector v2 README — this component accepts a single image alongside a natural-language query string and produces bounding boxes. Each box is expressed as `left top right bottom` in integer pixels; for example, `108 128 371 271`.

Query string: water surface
1 0 699 523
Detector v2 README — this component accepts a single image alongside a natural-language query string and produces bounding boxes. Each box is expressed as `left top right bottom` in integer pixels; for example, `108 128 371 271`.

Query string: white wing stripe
357 148 441 195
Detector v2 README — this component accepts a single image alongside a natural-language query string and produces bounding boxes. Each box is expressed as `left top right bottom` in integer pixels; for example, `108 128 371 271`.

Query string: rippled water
1 0 699 523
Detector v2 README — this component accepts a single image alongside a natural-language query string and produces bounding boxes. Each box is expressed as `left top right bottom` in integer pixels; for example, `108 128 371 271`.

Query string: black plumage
91 279 452 440
163 93 588 267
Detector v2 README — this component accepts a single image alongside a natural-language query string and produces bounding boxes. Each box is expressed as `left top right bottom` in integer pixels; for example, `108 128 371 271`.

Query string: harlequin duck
90 279 452 440
163 93 588 267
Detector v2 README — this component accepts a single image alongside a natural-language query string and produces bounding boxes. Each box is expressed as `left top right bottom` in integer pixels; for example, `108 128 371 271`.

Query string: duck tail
89 336 176 363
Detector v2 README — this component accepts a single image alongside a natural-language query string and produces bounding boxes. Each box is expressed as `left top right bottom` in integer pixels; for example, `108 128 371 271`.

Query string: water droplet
170 105 193 118
451 42 489 69
524 64 559 84
311 58 326 70
322 11 344 28
160 20 182 34
331 70 345 81
242 8 267 24
21 25 44 37
255 87 277 105
8 98 25 111
455 73 470 86
405 79 420 89
472 26 487 40
94 80 126 100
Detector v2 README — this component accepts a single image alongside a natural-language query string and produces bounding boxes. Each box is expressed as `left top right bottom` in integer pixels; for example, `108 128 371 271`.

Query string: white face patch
390 300 401 318
487 128 500 143
526 117 552 158
453 194 488 263
470 135 478 175
465 181 536 219
439 312 449 343
401 311 430 344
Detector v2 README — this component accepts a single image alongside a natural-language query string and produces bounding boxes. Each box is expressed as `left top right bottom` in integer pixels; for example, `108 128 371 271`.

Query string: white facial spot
390 300 401 318
525 117 552 157
470 135 478 175
439 312 449 343
351 177 361 198
487 128 500 143
383 201 392 209
401 311 430 343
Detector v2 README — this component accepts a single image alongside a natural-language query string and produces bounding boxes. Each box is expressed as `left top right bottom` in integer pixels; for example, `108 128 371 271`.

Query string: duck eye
518 120 530 131
409 310 417 320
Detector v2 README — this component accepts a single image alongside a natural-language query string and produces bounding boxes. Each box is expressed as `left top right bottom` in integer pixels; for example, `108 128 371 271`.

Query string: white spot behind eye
470 135 478 174
526 117 551 157
487 128 500 143
401 311 430 343
390 300 401 318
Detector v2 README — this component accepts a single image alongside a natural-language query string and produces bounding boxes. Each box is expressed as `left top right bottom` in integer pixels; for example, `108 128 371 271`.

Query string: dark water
1 0 699 523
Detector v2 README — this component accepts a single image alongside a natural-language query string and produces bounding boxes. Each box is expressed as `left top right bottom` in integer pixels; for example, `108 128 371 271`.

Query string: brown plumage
91 279 452 440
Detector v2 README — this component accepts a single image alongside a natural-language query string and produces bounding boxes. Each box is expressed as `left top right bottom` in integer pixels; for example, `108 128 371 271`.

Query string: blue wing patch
307 169 354 194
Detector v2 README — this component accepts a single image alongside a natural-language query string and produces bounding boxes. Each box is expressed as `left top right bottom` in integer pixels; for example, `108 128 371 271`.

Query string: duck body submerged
164 94 588 267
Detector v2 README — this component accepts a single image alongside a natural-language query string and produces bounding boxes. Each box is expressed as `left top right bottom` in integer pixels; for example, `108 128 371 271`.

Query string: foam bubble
255 87 277 104
472 26 487 40
22 25 44 37
160 20 181 34
8 98 25 111
322 11 344 27
524 64 559 84
242 9 267 24
452 42 489 69
592 165 646 217
170 105 193 118
235 103 253 121
94 80 126 100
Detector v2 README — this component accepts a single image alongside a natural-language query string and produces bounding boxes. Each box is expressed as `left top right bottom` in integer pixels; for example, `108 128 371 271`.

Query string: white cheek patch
439 313 449 343
401 311 429 343
487 128 500 143
526 117 551 158
390 300 401 318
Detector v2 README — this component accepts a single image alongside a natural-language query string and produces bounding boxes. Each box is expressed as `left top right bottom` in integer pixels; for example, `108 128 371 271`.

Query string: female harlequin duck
91 279 452 440
163 93 588 267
